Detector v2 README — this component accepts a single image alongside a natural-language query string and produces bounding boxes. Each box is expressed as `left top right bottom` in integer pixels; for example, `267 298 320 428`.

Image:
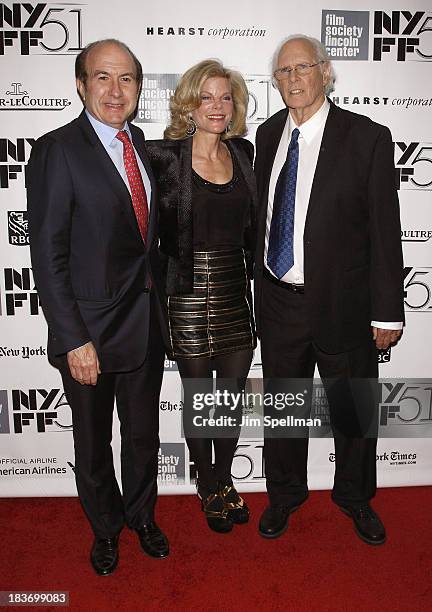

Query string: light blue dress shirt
85 110 151 207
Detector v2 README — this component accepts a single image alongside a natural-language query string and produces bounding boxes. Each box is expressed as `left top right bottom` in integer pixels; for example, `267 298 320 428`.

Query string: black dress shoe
90 536 119 576
136 522 169 558
219 484 249 524
258 503 303 539
337 502 386 545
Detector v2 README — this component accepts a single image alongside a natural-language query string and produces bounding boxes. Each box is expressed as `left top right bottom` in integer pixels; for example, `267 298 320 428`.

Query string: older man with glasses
254 34 404 545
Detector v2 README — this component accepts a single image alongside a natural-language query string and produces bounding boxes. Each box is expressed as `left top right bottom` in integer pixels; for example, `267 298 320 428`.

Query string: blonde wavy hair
164 59 248 140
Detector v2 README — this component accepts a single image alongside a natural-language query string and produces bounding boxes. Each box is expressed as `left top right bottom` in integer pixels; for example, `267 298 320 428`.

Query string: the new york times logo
11 388 72 433
330 450 417 464
160 399 183 412
379 381 432 427
8 211 28 245
394 142 432 190
0 137 34 188
0 3 84 55
374 11 432 61
0 82 71 111
403 267 432 312
0 268 41 316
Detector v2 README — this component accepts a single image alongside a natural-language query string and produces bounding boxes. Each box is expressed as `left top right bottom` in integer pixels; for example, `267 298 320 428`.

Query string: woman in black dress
147 59 257 533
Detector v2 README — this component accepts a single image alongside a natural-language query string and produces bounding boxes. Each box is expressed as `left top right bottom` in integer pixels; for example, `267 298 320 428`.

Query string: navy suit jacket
27 111 168 372
254 100 405 353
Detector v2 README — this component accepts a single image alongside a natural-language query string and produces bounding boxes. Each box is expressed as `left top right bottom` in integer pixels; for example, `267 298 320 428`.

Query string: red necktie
116 130 149 241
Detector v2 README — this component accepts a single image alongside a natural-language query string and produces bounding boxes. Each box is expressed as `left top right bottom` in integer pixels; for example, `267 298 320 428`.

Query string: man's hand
372 327 402 350
67 341 100 385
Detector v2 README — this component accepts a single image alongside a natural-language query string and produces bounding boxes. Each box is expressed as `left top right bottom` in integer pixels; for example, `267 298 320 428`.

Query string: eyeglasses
273 61 324 81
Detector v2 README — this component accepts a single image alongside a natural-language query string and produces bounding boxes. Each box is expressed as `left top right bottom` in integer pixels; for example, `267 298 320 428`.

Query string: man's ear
322 62 331 89
76 78 86 103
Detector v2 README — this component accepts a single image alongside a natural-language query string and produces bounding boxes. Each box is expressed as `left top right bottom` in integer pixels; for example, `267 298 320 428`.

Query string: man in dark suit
27 39 169 575
254 35 404 544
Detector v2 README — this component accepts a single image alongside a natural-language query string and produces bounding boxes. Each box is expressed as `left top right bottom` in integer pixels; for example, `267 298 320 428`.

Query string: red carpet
1 488 431 611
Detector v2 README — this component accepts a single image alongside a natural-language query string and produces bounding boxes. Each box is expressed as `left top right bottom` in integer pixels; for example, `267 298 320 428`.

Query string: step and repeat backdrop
1 0 431 496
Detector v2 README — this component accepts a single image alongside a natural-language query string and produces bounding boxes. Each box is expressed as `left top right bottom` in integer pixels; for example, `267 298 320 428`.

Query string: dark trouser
260 276 378 507
60 299 165 539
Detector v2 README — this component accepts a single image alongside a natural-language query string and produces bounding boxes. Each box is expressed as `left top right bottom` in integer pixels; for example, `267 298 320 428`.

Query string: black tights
177 348 253 498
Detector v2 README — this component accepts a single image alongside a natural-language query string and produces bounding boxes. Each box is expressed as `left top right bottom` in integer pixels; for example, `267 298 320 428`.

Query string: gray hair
272 34 336 95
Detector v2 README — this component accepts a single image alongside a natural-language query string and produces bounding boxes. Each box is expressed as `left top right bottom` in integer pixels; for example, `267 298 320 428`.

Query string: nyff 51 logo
0 137 34 188
10 388 72 433
403 267 432 312
379 381 432 427
394 142 432 190
374 11 432 61
0 3 84 55
0 267 41 316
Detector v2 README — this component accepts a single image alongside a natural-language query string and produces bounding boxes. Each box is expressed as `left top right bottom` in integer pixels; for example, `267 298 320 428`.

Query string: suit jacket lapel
255 109 288 269
260 109 288 201
305 101 346 230
130 124 158 250
77 112 143 243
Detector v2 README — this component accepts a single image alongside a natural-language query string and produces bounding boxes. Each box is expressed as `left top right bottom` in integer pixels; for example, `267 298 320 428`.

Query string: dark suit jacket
27 111 168 372
146 137 258 295
254 100 405 354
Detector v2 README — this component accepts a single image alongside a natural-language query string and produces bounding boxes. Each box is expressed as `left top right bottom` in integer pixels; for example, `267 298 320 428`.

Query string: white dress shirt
264 99 402 331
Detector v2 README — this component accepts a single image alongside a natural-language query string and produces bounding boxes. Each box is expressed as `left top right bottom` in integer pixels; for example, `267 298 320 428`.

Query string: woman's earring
225 121 233 134
186 117 197 137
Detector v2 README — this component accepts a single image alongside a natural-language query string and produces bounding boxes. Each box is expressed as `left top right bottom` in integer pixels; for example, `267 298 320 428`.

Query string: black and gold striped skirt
167 248 255 359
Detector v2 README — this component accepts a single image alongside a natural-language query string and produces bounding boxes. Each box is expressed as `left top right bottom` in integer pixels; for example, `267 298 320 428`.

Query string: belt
263 268 305 293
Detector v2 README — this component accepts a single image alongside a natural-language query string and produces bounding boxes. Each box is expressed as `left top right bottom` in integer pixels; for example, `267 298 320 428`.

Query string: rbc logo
378 347 391 363
8 211 29 245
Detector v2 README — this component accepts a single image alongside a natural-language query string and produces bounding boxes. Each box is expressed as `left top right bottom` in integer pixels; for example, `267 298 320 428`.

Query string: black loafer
136 522 169 558
90 536 119 576
337 502 386 545
258 502 303 539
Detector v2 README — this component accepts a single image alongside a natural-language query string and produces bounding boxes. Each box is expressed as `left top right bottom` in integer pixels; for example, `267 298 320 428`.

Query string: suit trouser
260 276 378 507
59 298 165 539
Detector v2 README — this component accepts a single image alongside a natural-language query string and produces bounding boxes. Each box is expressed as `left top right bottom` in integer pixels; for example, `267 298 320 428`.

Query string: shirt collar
288 98 330 145
85 110 131 148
